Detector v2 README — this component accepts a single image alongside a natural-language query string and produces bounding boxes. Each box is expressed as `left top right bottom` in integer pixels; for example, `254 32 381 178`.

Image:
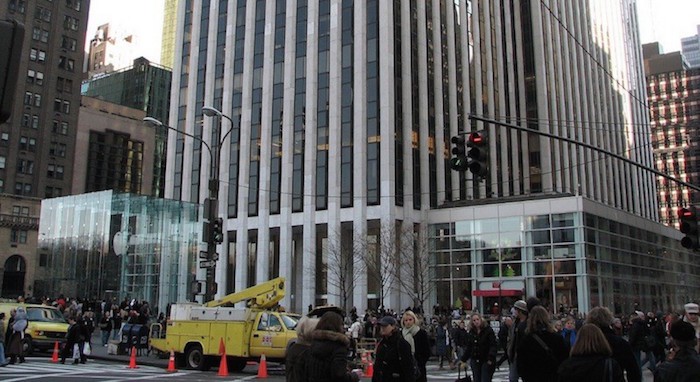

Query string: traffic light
450 135 468 171
0 20 25 124
211 217 224 244
679 207 699 250
467 130 489 178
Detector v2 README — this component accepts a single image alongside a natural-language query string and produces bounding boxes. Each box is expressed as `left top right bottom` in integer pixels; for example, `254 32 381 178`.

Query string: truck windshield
281 314 299 330
27 307 67 323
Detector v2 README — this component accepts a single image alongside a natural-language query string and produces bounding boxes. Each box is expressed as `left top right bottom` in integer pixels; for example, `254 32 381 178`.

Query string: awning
472 289 522 297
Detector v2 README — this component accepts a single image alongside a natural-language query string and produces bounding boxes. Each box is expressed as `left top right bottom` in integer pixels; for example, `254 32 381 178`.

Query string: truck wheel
227 357 247 372
22 336 33 356
184 344 209 371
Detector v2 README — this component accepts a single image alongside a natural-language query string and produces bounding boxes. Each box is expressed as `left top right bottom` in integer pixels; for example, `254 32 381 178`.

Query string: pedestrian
629 312 656 374
349 317 363 358
99 311 112 346
586 306 641 382
61 316 82 364
453 320 469 363
653 320 700 381
516 306 569 382
0 312 8 366
7 307 28 364
557 323 624 381
435 318 452 369
110 306 122 340
461 312 498 382
285 316 319 382
561 316 577 349
495 316 511 368
305 311 360 382
372 315 416 382
75 313 88 364
682 302 699 352
506 299 528 382
401 310 430 382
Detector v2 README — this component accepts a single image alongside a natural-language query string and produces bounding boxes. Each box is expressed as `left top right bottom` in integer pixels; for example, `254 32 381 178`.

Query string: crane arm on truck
204 277 286 309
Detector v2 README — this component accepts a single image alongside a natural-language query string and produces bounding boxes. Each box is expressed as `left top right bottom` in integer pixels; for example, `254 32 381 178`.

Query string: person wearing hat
653 320 700 381
372 316 416 382
506 300 528 382
682 302 700 352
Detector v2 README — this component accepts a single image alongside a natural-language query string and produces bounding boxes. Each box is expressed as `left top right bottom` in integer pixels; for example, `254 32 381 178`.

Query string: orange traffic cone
166 349 177 373
217 340 228 377
51 341 59 363
365 359 374 378
257 353 268 378
128 346 139 369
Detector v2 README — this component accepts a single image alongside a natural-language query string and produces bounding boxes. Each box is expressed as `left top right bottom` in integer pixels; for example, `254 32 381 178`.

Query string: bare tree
361 222 401 309
397 225 434 313
323 228 366 313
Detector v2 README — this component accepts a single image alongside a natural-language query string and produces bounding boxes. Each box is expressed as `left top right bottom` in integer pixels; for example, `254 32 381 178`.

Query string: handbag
456 362 473 382
73 344 81 359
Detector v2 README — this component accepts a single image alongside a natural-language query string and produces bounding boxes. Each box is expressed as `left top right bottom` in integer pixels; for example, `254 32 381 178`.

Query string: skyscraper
681 25 700 69
166 1 696 314
160 0 180 69
0 0 90 297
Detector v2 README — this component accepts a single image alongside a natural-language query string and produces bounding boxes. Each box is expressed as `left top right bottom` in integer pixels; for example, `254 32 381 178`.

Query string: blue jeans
0 343 7 365
470 359 495 382
111 328 120 340
633 349 657 373
509 359 519 382
101 330 110 346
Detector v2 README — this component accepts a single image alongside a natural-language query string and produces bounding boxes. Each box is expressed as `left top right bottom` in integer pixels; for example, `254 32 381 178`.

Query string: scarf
402 324 420 354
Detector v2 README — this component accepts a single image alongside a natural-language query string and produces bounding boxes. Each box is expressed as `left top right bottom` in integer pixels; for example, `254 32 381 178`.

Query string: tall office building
1 0 90 297
160 0 180 69
681 25 700 69
643 42 700 227
166 1 697 314
81 57 172 197
86 23 136 78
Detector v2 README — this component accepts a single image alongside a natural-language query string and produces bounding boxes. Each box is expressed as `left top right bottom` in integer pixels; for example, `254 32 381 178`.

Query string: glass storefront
37 191 202 313
431 210 700 316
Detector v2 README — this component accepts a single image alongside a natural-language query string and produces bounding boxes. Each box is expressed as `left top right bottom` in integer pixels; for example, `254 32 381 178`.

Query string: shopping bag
83 342 91 356
73 344 80 359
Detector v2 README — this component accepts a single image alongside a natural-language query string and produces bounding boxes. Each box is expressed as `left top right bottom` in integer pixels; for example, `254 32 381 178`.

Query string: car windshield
26 307 67 323
281 314 300 330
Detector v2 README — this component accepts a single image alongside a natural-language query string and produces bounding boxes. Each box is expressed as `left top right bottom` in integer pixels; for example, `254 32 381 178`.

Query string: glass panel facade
38 191 201 313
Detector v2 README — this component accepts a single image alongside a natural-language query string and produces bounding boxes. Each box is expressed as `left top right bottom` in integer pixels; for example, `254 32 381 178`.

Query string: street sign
199 251 209 259
199 259 216 268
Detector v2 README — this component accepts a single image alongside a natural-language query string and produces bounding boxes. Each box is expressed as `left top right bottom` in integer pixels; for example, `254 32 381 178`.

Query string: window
49 142 67 157
12 206 29 216
29 48 37 61
63 15 79 30
0 156 5 169
36 72 43 85
1 133 9 145
58 56 75 71
17 159 34 174
47 164 64 179
56 77 72 93
33 94 41 107
39 253 48 267
19 136 36 151
15 182 32 196
32 115 39 129
63 101 70 114
24 92 32 105
10 229 28 244
27 69 35 83
8 0 27 13
45 186 62 198
21 114 30 127
34 6 51 22
61 36 77 51
32 27 41 41
52 120 68 135
38 50 46 63
66 0 82 11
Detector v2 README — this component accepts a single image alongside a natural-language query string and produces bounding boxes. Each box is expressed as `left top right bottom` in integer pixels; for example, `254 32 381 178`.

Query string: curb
88 354 169 369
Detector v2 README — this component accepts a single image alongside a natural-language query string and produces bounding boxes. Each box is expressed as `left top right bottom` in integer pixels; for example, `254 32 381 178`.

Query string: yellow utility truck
149 277 300 371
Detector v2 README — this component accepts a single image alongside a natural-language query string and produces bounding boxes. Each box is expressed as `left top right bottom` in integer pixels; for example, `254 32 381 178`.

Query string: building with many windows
681 25 700 69
164 0 697 315
160 0 181 70
1 0 89 298
643 42 700 228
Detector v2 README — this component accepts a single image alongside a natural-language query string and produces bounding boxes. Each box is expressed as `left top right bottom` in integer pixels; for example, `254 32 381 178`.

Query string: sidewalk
87 332 169 368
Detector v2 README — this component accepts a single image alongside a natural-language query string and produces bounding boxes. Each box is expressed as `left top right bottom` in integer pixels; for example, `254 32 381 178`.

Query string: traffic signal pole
468 114 700 193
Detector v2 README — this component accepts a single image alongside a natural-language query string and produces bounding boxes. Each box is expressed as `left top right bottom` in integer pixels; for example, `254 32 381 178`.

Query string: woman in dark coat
557 324 624 382
285 317 319 382
435 318 452 369
372 316 416 382
7 307 27 364
305 312 359 382
401 310 430 382
517 306 569 382
461 312 498 382
61 316 81 364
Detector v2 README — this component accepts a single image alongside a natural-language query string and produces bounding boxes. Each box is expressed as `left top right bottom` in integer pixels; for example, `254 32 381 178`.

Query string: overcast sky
86 0 698 65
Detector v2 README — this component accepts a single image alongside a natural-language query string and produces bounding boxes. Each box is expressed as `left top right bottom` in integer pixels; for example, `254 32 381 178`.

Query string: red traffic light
468 132 485 144
679 207 695 219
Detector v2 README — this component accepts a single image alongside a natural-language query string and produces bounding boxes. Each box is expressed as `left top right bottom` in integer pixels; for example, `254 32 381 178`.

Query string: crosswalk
0 357 192 381
425 364 510 381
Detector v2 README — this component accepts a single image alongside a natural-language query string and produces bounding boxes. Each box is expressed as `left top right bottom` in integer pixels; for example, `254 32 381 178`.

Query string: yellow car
0 303 69 355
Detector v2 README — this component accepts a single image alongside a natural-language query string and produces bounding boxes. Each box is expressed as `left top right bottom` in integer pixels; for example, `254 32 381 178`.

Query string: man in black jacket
372 316 415 382
587 307 641 382
654 320 700 381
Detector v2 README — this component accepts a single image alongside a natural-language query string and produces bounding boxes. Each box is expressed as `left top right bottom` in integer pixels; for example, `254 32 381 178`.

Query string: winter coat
305 329 358 382
435 325 449 356
653 347 700 382
507 317 526 360
453 327 469 348
461 326 498 365
516 329 569 382
597 325 642 382
561 328 577 348
557 354 624 382
7 312 27 356
628 319 648 351
98 316 112 332
62 323 81 359
410 328 430 382
372 330 416 382
285 341 311 382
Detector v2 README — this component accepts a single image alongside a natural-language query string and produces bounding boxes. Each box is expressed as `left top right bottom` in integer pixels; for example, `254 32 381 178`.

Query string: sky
85 0 165 64
85 0 698 66
636 0 699 52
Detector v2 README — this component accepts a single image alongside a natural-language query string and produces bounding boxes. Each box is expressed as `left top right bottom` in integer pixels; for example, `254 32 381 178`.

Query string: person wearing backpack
372 316 416 382
516 306 569 382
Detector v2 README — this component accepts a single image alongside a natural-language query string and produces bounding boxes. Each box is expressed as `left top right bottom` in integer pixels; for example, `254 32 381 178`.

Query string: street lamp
143 109 234 302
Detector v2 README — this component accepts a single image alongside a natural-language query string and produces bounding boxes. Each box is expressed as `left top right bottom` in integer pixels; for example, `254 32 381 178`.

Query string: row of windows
0 180 61 198
20 118 70 135
0 157 64 178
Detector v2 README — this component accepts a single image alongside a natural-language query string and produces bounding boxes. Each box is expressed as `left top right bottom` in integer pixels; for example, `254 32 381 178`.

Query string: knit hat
670 321 696 342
